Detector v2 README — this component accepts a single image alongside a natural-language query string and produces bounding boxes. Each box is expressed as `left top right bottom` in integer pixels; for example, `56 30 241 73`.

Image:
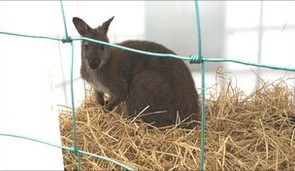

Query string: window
224 1 295 94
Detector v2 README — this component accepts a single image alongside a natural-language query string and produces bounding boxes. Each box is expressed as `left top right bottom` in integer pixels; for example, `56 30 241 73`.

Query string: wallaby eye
83 42 89 50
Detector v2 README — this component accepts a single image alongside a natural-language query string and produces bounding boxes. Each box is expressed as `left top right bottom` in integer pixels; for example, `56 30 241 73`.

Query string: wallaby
72 16 199 128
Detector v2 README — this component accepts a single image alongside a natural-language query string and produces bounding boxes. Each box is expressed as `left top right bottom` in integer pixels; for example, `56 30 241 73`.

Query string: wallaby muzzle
88 57 100 70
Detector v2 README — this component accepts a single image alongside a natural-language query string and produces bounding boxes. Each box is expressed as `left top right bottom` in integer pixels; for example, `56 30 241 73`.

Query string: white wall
0 1 64 169
144 1 225 58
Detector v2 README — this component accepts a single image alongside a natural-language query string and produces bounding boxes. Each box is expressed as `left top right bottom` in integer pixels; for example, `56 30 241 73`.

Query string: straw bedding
59 76 295 170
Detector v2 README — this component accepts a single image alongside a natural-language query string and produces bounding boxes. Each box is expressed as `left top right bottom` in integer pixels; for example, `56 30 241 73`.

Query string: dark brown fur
73 16 199 128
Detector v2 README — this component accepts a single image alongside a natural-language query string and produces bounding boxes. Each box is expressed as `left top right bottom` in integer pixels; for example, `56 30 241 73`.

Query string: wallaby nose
88 58 100 70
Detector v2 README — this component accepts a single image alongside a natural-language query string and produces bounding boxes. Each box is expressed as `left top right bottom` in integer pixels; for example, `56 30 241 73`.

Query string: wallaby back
73 16 199 128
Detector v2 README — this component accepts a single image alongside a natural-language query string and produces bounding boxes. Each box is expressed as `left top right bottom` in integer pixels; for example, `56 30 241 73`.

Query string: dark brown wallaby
72 16 199 128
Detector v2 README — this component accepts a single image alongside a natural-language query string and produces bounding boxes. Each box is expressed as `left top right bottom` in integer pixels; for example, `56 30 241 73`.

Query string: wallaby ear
72 17 92 36
101 16 114 34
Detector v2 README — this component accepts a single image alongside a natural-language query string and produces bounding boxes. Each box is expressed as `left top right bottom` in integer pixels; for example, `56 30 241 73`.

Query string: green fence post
194 0 206 170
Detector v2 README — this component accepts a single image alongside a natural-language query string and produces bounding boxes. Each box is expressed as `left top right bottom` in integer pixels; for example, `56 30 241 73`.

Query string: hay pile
59 78 295 170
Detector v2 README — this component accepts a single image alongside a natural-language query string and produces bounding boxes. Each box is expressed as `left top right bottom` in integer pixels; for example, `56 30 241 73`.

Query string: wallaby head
73 16 114 70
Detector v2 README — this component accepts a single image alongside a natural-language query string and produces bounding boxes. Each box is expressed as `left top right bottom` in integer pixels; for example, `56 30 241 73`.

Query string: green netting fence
1 1 295 171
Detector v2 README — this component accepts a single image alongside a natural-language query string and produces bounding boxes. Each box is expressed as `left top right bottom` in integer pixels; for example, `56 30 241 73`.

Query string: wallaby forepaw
102 106 110 113
102 104 114 113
